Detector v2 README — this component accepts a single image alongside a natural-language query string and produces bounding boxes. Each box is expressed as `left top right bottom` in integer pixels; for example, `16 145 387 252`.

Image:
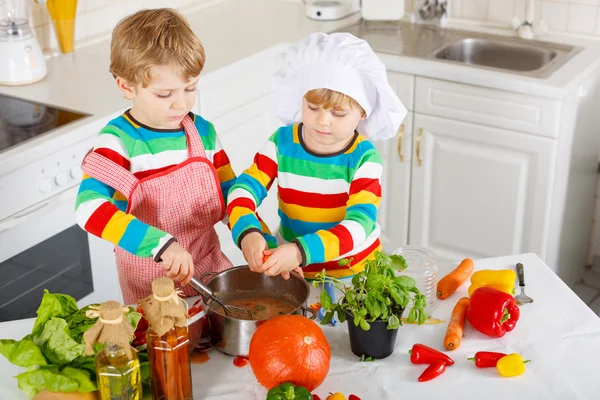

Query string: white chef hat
270 32 407 141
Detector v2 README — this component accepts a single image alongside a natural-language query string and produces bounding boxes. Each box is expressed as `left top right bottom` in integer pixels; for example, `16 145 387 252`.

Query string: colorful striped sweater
75 111 236 259
227 123 383 278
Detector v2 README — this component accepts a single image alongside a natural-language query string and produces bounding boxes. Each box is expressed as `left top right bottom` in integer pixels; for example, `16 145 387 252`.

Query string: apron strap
181 114 207 159
81 151 139 199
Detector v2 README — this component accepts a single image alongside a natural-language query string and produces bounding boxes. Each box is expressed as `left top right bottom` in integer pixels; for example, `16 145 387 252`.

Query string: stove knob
70 165 82 180
39 179 52 194
54 172 68 187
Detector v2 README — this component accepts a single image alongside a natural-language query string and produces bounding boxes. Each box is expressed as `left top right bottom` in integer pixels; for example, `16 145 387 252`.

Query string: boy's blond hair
304 88 366 117
110 8 205 87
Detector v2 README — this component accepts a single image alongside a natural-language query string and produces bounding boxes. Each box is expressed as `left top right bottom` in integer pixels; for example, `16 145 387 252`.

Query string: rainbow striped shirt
75 111 236 259
227 123 383 278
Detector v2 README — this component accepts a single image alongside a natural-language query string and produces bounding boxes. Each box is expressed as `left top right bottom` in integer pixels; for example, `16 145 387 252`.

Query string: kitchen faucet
511 0 536 39
414 0 448 26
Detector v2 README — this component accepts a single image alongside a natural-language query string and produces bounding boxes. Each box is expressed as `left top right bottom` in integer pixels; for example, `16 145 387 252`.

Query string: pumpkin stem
303 336 312 345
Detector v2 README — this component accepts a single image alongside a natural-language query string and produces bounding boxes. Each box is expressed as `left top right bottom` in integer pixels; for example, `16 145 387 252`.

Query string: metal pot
199 266 316 357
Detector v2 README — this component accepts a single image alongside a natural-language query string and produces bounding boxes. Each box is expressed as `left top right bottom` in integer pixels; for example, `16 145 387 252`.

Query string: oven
0 186 123 321
0 96 124 321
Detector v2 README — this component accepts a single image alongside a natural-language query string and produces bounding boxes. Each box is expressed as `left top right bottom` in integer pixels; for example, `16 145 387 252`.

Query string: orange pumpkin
249 314 331 391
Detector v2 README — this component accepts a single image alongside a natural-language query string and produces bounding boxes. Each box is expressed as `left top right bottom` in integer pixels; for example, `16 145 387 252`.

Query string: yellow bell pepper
326 393 346 400
468 269 516 297
496 353 530 377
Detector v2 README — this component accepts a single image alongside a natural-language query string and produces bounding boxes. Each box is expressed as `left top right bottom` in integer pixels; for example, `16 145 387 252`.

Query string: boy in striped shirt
75 9 251 303
227 33 407 279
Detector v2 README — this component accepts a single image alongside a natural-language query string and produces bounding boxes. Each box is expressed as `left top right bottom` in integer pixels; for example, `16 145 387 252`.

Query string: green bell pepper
266 382 313 400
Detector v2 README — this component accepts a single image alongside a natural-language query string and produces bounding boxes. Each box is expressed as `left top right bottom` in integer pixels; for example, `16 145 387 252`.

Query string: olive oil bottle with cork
83 301 143 400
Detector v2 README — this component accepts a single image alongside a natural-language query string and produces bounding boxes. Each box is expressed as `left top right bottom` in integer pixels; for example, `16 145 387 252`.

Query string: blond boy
227 33 407 280
76 9 237 303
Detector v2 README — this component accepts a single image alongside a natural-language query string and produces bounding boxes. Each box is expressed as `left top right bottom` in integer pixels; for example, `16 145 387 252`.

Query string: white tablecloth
2 253 600 399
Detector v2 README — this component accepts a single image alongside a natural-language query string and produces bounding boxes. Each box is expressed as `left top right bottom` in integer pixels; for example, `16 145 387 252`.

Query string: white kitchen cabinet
375 113 412 253
408 113 556 265
379 67 600 285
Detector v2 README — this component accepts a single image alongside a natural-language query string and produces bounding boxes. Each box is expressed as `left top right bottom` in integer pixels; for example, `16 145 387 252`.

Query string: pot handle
300 306 317 320
199 271 218 282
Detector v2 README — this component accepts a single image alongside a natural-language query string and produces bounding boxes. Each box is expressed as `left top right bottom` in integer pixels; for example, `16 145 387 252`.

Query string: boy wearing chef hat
227 32 407 279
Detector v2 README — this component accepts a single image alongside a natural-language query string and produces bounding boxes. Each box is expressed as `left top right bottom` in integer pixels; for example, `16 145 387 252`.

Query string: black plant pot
345 309 404 359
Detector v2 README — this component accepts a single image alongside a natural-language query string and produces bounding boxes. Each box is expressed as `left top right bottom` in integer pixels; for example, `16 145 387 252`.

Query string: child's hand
241 231 268 272
260 243 302 277
160 241 195 285
265 250 304 280
281 267 305 280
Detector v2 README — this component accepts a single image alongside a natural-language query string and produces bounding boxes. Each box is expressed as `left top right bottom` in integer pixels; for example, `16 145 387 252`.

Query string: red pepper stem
467 357 475 362
500 308 510 324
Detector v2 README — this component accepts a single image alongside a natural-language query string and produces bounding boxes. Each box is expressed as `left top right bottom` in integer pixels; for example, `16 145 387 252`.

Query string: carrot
444 297 470 350
176 326 193 398
151 337 168 398
165 329 180 399
437 258 474 299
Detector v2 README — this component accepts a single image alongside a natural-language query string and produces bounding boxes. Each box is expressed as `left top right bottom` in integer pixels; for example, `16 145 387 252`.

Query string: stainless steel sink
433 36 578 78
435 38 556 72
340 21 583 79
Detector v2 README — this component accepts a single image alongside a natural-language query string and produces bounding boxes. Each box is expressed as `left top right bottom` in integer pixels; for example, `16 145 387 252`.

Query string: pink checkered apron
81 115 233 304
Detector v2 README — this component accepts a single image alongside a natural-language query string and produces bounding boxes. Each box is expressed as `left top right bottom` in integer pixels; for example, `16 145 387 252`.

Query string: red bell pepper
409 344 455 366
418 360 446 382
466 287 520 338
468 351 507 368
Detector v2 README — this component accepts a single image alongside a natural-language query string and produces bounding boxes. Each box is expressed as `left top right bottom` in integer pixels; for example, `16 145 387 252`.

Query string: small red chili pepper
348 395 361 400
468 351 507 368
418 360 446 382
409 344 455 366
312 395 321 400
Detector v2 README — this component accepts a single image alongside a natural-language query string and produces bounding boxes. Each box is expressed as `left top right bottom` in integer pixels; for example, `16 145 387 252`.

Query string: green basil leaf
388 314 400 330
359 318 371 331
394 275 416 289
389 287 402 305
320 312 334 325
366 274 383 290
407 308 417 323
337 308 347 323
389 254 408 272
320 289 334 310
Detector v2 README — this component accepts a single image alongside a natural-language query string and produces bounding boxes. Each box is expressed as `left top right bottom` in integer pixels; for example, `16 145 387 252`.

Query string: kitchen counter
1 253 600 399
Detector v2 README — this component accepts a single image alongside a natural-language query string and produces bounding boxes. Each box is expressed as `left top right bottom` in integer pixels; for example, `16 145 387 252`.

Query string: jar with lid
392 246 438 316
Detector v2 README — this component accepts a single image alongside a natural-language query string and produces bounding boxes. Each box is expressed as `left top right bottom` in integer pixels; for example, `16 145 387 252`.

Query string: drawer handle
416 128 423 167
396 124 405 163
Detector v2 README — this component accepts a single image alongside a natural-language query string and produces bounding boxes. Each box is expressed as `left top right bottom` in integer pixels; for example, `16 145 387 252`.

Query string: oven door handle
0 200 51 234
0 187 78 234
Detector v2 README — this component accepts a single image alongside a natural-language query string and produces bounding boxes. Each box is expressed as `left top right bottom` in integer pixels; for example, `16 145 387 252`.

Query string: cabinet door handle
396 124 405 162
416 128 423 167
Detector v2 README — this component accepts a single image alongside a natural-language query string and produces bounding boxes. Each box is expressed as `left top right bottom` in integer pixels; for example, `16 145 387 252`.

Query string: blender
0 0 47 85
